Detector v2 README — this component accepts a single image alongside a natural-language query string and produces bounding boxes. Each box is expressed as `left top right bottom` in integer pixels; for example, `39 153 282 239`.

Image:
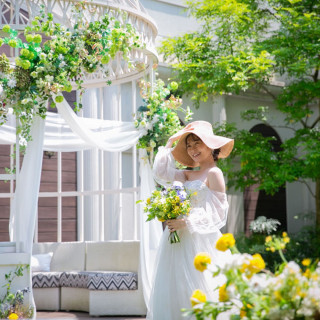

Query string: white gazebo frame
0 0 160 317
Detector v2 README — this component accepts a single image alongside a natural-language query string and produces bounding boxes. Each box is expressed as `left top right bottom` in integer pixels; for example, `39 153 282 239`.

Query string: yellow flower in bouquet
140 181 192 243
216 233 236 251
194 252 211 272
218 283 229 302
190 289 207 307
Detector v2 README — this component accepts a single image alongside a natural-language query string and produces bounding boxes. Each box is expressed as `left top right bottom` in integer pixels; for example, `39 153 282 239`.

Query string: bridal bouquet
141 181 192 243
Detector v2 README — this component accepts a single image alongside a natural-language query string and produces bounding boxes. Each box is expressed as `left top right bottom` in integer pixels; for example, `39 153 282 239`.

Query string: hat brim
171 131 234 167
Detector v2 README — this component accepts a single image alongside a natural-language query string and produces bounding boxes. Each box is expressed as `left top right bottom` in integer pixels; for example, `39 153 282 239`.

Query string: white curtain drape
138 149 163 308
1 98 162 307
9 116 45 254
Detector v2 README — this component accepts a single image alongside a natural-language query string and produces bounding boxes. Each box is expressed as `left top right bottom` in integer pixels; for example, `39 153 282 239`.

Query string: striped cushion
60 271 138 291
32 272 62 288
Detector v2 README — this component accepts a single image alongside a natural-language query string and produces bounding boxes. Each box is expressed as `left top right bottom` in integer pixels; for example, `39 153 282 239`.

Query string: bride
147 120 234 320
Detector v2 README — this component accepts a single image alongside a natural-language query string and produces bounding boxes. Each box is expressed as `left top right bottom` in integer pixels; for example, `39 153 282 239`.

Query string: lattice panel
0 0 29 27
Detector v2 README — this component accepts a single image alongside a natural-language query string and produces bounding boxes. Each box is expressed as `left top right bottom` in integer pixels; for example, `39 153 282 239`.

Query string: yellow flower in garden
282 232 290 243
190 289 206 307
216 233 235 251
219 283 229 302
194 252 211 272
302 258 311 267
265 235 272 243
8 313 19 320
283 236 290 244
266 246 276 252
146 198 151 204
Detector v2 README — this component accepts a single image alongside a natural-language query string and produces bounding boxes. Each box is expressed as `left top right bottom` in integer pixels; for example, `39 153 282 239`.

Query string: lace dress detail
147 147 231 320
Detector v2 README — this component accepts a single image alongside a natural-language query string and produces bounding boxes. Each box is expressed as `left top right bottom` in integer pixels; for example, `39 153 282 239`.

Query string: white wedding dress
147 147 232 320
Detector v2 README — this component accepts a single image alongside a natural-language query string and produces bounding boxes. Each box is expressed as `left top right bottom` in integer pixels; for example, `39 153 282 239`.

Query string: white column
77 91 84 242
103 85 120 240
82 88 100 241
212 95 227 124
132 80 138 240
212 95 244 234
98 87 105 241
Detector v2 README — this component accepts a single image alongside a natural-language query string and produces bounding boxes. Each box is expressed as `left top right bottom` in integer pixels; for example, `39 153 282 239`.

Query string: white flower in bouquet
140 182 192 243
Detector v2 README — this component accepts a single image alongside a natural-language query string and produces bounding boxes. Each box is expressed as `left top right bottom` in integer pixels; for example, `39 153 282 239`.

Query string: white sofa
32 241 146 316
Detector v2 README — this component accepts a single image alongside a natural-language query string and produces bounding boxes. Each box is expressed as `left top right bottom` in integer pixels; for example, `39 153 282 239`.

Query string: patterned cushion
59 271 88 288
60 271 138 291
32 272 62 288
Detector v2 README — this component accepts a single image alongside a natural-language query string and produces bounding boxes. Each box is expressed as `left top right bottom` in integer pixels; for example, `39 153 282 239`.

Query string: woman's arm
153 146 186 186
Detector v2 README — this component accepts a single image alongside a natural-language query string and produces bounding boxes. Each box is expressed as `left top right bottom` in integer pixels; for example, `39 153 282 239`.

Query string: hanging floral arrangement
0 3 142 141
135 78 193 162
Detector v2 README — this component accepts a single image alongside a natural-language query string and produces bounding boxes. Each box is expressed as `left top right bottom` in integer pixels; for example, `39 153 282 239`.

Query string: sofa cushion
32 272 63 288
32 241 86 272
60 271 138 291
85 241 140 272
31 252 53 272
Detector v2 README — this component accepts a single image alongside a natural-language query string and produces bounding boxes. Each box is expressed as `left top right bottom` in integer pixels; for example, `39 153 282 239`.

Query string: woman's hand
167 219 186 232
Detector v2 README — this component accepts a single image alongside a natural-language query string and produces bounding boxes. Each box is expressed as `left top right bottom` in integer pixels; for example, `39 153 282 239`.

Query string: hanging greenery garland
0 4 142 141
135 78 193 162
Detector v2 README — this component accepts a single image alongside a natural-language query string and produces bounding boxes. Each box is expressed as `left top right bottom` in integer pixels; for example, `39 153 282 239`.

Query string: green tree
160 0 320 226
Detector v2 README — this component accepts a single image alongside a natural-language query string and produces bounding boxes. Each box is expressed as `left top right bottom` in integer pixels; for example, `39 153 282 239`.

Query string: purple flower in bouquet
173 181 187 201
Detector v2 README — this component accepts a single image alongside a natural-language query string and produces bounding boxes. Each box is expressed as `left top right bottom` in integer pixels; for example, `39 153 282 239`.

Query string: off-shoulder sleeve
152 146 186 187
185 189 229 234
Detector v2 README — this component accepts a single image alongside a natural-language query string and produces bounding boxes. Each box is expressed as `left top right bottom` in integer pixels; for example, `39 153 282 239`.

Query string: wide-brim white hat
170 121 234 167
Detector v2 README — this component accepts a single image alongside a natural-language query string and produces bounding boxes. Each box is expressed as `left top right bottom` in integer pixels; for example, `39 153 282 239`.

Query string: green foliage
0 265 33 319
161 0 320 107
160 0 320 224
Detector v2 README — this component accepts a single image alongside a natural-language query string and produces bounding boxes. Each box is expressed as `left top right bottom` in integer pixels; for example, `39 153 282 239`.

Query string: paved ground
36 312 146 320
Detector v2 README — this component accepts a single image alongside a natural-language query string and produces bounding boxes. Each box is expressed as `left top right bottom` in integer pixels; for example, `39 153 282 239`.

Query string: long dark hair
212 148 221 162
185 133 221 162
